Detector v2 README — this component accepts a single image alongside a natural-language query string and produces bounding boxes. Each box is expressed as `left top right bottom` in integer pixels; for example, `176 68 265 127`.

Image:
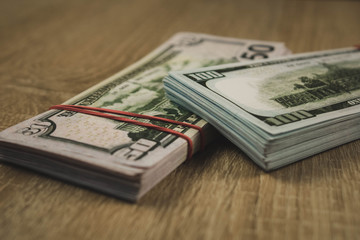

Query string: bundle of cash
164 47 360 170
0 32 291 201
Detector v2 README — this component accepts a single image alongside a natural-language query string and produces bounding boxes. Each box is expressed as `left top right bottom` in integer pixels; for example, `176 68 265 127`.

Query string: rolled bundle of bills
164 47 360 170
0 32 291 201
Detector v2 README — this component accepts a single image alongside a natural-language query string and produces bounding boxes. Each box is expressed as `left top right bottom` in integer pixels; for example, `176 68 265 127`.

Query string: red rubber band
49 105 205 160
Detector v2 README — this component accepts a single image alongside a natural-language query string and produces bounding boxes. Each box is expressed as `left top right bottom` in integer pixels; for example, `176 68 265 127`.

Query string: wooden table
1 0 359 239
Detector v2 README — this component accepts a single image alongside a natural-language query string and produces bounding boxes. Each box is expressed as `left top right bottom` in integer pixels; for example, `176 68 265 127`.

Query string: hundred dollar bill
0 32 290 200
164 47 360 170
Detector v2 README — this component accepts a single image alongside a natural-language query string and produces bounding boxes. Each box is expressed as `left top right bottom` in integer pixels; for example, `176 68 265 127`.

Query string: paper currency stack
164 47 360 170
0 32 291 201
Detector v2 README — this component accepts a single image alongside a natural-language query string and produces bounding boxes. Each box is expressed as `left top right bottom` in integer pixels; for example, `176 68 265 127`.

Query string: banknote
166 47 360 135
0 32 291 199
164 47 360 170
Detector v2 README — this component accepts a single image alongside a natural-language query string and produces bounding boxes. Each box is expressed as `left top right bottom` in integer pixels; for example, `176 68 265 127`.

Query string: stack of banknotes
0 33 291 201
164 47 360 170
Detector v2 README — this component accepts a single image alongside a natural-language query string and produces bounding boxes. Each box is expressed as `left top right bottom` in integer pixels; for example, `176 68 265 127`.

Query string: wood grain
0 0 359 239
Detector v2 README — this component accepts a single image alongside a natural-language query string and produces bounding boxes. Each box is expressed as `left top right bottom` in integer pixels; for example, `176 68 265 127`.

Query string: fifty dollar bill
0 32 291 200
